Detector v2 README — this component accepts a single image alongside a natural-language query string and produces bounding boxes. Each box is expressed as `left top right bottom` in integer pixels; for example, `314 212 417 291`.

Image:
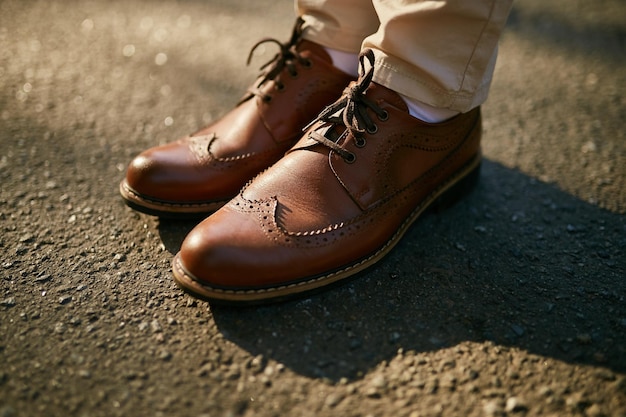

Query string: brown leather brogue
172 50 482 304
120 19 354 217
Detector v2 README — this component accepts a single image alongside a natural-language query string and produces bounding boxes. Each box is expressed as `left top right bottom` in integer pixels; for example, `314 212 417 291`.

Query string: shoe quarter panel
329 105 455 211
259 52 353 144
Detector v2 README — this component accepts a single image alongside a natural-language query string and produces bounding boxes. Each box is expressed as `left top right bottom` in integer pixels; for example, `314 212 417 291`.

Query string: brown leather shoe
172 50 482 304
120 19 354 217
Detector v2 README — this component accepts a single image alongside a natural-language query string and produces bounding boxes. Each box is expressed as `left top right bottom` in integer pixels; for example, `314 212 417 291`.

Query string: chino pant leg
296 0 379 54
296 0 513 113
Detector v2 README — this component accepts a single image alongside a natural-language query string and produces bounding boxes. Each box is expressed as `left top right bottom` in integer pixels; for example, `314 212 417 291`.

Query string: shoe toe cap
178 209 263 287
124 141 203 201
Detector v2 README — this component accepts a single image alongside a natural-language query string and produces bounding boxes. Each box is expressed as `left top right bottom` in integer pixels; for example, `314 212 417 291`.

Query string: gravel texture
1 0 625 416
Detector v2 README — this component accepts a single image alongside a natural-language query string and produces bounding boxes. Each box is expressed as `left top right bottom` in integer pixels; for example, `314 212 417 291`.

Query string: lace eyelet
366 124 378 134
302 59 313 68
262 95 272 103
378 110 389 121
289 71 299 79
355 137 366 148
344 152 356 164
275 83 285 92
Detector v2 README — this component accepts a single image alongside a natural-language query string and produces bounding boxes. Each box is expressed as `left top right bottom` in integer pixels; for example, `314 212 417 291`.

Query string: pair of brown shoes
120 19 482 305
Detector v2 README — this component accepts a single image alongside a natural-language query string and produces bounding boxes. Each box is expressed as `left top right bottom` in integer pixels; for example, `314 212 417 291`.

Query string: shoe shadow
157 159 626 381
158 219 201 254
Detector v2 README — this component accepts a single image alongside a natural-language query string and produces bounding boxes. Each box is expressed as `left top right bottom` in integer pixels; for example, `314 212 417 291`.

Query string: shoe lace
241 17 311 104
305 49 388 163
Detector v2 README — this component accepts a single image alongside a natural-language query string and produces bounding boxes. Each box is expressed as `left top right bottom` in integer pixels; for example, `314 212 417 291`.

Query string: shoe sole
172 154 482 305
119 180 229 219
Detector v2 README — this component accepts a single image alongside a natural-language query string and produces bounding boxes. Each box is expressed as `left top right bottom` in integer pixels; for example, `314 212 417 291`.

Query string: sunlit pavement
1 1 624 416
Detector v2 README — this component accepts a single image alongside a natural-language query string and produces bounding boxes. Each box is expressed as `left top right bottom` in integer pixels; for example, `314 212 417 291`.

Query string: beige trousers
296 0 513 113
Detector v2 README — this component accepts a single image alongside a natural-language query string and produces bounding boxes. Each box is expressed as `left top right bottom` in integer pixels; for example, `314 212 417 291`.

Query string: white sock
323 47 359 77
324 46 458 123
400 94 459 123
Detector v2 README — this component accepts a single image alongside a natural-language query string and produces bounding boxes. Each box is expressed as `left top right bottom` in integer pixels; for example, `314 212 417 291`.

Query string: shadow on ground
157 159 626 382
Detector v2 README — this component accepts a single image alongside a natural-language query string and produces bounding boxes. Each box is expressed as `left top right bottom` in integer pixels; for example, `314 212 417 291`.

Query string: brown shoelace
242 17 312 104
306 49 388 163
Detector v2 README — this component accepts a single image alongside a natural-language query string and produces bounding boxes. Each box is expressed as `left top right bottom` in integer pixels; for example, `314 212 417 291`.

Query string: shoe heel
432 161 481 213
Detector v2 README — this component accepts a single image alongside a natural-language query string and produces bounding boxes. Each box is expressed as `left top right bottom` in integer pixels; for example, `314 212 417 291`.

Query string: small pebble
365 387 381 398
59 295 72 305
19 234 33 243
505 396 528 413
585 403 605 417
538 386 553 397
483 400 504 416
0 298 16 307
150 320 162 333
370 374 387 390
34 274 51 283
324 393 344 408
249 355 266 374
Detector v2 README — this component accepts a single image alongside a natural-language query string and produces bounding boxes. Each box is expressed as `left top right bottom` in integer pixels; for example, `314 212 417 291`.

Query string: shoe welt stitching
176 154 481 299
122 181 229 210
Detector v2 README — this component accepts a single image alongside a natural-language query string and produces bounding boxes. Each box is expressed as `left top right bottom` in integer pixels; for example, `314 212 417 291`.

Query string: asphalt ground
1 0 625 416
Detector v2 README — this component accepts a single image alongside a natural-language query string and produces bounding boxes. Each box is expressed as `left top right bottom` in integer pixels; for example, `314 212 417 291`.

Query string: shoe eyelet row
378 110 389 121
355 137 366 148
274 60 312 90
366 124 378 134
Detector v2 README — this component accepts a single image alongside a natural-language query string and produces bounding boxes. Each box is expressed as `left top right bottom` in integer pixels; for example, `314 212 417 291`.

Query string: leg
299 0 512 121
296 0 379 54
295 0 378 76
172 1 513 304
364 0 513 113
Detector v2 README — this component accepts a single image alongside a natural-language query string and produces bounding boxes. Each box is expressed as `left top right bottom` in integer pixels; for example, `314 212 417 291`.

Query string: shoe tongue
362 82 409 113
296 40 333 64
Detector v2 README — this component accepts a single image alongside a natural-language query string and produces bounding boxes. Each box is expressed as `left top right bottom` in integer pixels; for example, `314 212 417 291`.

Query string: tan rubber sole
119 180 228 219
172 154 482 305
